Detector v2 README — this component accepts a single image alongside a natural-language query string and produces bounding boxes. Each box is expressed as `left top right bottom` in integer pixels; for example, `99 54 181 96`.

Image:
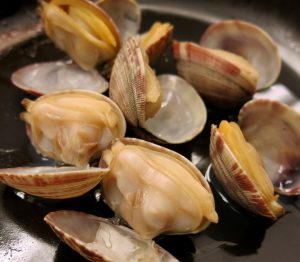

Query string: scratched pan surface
0 0 299 261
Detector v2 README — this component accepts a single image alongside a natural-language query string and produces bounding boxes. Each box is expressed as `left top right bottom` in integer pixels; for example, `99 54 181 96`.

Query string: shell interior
0 166 109 199
143 74 207 144
11 61 108 96
44 210 179 262
200 20 281 90
238 99 300 196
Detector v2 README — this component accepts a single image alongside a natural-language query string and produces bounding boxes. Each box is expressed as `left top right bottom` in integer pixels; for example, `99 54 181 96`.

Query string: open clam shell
11 61 108 96
173 41 258 108
200 20 281 90
238 99 300 196
210 121 284 219
101 138 218 239
110 37 207 143
96 0 141 43
21 90 126 167
39 0 121 70
45 210 179 261
0 166 108 199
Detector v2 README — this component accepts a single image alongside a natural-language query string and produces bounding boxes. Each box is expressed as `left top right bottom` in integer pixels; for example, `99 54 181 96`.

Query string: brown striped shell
44 210 179 262
210 123 284 219
238 99 300 196
0 166 108 199
173 41 258 108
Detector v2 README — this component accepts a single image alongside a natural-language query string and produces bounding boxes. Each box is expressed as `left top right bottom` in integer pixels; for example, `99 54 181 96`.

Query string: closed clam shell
97 0 141 43
238 99 300 196
110 37 207 143
21 90 126 167
11 61 108 96
210 121 284 219
173 41 258 108
101 138 218 239
200 20 281 90
39 0 121 70
45 210 178 262
0 166 108 199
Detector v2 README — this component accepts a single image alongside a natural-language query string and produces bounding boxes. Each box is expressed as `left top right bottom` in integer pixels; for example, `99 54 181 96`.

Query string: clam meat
238 99 300 196
173 41 258 108
21 90 126 167
200 20 281 90
210 120 284 219
101 138 218 239
45 210 179 261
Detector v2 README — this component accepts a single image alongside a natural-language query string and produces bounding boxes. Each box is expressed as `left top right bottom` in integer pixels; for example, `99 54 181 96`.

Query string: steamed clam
239 99 300 196
210 120 284 219
173 41 258 108
39 0 121 70
101 138 218 239
45 210 179 261
109 37 207 144
200 20 281 90
21 90 126 167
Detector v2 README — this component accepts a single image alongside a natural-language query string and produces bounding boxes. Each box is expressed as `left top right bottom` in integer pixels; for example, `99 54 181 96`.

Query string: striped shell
44 210 179 262
173 41 258 108
238 99 300 196
200 20 281 90
0 166 108 199
210 124 284 219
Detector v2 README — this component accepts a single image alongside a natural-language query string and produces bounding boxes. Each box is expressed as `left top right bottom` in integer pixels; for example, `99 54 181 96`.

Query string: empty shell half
200 20 281 90
39 0 120 70
109 37 207 143
96 0 141 43
45 210 179 262
0 166 108 199
210 121 284 219
173 41 258 108
11 61 108 96
101 138 218 239
239 99 300 196
21 90 126 167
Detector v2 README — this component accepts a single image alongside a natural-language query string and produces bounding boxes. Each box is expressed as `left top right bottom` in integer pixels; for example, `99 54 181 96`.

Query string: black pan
0 0 299 261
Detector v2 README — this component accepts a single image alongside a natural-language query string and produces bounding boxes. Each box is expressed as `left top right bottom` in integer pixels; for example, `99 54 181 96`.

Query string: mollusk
45 210 179 261
11 61 108 96
173 41 258 108
210 121 284 219
110 37 207 143
96 0 141 43
0 166 108 199
21 90 126 167
238 99 300 196
39 0 120 70
200 20 281 90
101 138 218 239
140 22 174 65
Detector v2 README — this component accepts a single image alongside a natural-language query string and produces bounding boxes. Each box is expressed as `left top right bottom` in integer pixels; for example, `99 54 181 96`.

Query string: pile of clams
0 0 298 261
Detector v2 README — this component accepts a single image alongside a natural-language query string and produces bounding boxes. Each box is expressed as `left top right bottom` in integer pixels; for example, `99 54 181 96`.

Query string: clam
0 166 108 199
101 138 218 239
96 0 141 43
238 99 300 196
110 37 207 144
45 210 179 261
21 90 126 167
11 61 108 96
173 41 258 108
140 22 174 65
39 0 120 70
200 20 281 90
210 120 284 219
